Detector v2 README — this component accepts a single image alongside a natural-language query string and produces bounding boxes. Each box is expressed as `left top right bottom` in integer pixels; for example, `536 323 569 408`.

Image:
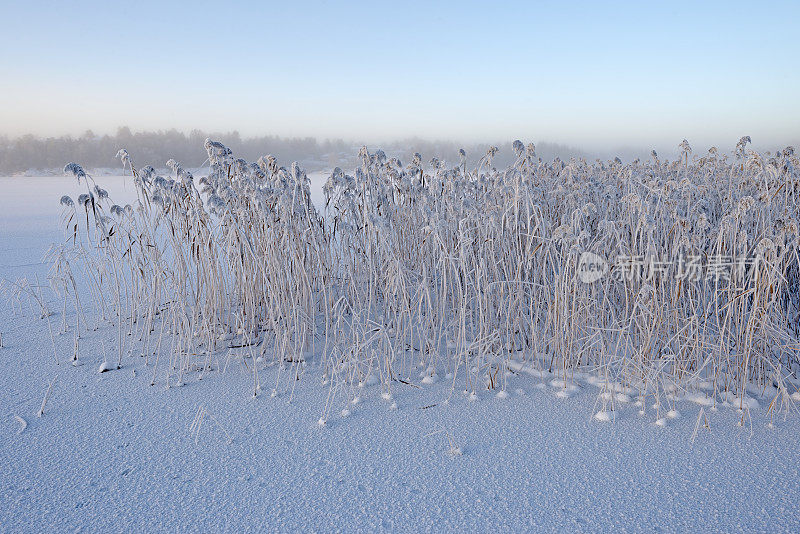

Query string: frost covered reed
55 138 800 420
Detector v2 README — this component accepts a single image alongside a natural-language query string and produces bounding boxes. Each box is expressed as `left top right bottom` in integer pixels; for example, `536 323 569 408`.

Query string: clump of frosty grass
54 137 800 425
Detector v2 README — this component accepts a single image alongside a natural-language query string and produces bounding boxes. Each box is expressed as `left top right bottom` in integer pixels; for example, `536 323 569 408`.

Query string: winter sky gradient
1 0 798 152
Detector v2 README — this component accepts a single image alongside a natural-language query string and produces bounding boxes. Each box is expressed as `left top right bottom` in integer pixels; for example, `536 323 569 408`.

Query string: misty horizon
1 126 796 176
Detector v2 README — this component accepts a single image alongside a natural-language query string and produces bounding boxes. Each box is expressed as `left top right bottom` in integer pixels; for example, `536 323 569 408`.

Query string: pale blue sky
1 0 798 152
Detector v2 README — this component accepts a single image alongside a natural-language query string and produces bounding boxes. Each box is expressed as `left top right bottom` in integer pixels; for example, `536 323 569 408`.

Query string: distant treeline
0 127 350 174
0 127 587 174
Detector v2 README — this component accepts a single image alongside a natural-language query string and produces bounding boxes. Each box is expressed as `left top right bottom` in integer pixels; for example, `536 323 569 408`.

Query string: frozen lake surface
1 175 799 532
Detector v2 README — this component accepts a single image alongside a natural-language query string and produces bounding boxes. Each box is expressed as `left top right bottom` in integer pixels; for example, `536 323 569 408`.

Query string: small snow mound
666 409 680 419
468 391 478 402
448 446 462 457
495 390 509 399
586 376 605 387
550 379 578 397
521 367 549 378
654 418 667 427
600 391 631 403
341 409 351 417
317 418 326 426
687 393 714 406
363 374 379 386
351 396 361 405
389 402 398 410
594 410 612 422
421 374 438 384
725 392 759 410
790 391 800 402
97 361 111 373
381 392 393 401
507 360 525 373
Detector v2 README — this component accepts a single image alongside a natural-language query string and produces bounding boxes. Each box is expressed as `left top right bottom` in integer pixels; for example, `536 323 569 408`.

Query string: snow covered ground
2 175 800 532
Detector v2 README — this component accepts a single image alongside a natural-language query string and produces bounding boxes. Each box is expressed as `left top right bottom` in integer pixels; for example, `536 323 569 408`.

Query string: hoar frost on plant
54 137 800 423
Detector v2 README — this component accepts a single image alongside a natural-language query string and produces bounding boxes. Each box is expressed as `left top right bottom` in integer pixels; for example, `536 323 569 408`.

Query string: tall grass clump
54 138 800 422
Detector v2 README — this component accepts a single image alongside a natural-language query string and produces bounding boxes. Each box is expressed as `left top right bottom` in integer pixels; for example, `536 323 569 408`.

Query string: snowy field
1 171 800 533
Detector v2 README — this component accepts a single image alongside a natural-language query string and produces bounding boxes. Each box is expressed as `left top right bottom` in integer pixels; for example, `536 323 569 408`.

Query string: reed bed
53 138 800 421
